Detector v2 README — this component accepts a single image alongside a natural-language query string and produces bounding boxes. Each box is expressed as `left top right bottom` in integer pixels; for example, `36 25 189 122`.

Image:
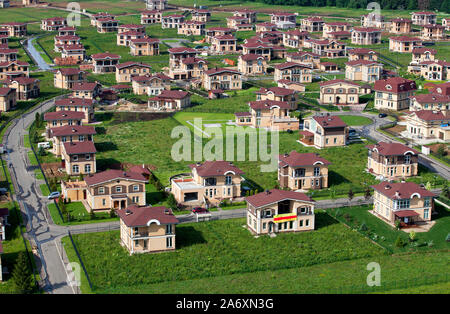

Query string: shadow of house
315 211 340 229
95 158 122 171
95 142 118 152
327 170 351 186
175 226 207 249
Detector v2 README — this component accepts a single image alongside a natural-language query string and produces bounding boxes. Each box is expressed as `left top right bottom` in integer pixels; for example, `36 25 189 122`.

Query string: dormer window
116 186 122 193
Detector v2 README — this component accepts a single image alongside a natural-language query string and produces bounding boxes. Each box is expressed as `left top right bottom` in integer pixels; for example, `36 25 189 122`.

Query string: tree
38 146 46 156
364 187 371 201
78 173 84 181
436 144 446 157
395 236 405 248
407 0 418 9
11 252 34 294
35 112 41 128
167 193 177 210
395 219 402 230
409 230 416 242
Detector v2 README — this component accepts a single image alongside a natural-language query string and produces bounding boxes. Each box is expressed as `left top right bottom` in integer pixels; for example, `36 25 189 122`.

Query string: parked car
0 188 8 195
38 142 51 149
378 113 387 118
48 191 61 200
348 128 357 135
192 207 208 214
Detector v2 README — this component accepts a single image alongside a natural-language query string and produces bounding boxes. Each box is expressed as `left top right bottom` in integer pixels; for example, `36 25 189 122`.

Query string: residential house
405 110 450 142
322 22 351 39
226 16 253 31
90 12 115 26
205 27 235 43
130 37 160 56
3 76 40 100
115 61 152 83
192 9 211 22
0 208 8 241
347 48 378 61
41 17 67 31
235 99 298 131
421 24 445 41
116 31 146 47
351 27 382 45
241 41 273 61
54 68 86 90
270 12 297 24
131 73 171 96
44 110 84 129
238 54 267 76
54 97 94 124
345 59 383 83
309 39 346 58
361 13 388 29
389 36 422 53
95 17 119 33
255 22 277 33
301 17 324 32
147 90 191 111
171 161 244 206
0 0 10 8
411 11 437 26
118 24 145 34
0 22 27 37
91 52 121 73
71 82 100 99
202 68 242 91
319 79 361 105
443 18 450 31
282 29 309 49
210 35 237 54
141 10 162 24
61 44 86 63
409 93 450 112
54 35 81 52
255 86 298 109
411 47 436 64
58 26 76 37
62 141 97 175
276 79 305 93
161 14 184 29
246 189 315 235
278 151 331 191
273 62 312 84
84 169 148 211
146 0 167 10
301 115 349 149
390 18 412 34
319 62 339 72
373 77 417 111
366 142 419 179
0 87 15 111
178 21 205 36
0 60 30 80
286 51 320 69
411 60 450 81
49 124 96 156
371 181 436 227
233 9 257 24
168 47 197 79
117 205 179 254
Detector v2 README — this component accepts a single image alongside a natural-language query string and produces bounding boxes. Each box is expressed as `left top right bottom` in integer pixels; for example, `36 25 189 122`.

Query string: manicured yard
328 204 450 253
67 213 386 292
47 202 117 226
339 115 372 126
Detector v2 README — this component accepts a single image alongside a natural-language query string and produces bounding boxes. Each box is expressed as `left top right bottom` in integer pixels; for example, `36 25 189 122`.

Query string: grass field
67 212 388 292
339 115 372 126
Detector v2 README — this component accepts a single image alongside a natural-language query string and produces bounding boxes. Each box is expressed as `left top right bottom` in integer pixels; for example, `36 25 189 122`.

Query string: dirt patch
109 112 173 125
41 162 65 179
427 143 449 154
385 124 406 134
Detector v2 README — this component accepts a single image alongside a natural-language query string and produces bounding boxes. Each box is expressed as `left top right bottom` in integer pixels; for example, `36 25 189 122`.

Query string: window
116 186 122 193
85 154 90 160
132 196 139 203
84 164 91 173
166 237 173 248
404 155 411 164
72 165 79 173
102 199 106 206
166 224 173 234
424 197 430 207
225 175 232 185
133 185 139 192
314 167 320 176
299 220 303 227
98 187 105 194
73 155 78 161
424 209 429 219
397 199 410 209
305 219 309 226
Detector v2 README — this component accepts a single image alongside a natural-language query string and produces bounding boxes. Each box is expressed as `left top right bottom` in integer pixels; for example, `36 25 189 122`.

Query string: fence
67 231 93 291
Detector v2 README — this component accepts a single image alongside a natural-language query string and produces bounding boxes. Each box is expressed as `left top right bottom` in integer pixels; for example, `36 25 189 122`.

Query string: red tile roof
312 115 347 128
63 141 97 154
205 68 240 76
410 93 450 104
55 98 93 107
57 68 83 75
189 161 244 177
115 61 152 70
249 100 291 110
246 189 314 208
85 169 147 186
279 151 330 167
366 142 419 156
50 125 96 137
371 181 436 200
373 77 417 93
345 59 381 66
157 90 189 99
353 27 381 32
240 54 266 61
168 47 197 54
389 36 422 42
412 47 436 55
91 52 121 60
255 86 296 96
0 87 14 96
71 82 98 91
274 62 310 70
412 110 450 121
44 111 85 121
347 48 377 55
319 79 359 87
117 205 179 227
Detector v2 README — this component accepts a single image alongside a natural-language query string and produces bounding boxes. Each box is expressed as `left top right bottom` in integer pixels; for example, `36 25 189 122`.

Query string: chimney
384 184 391 190
265 189 270 195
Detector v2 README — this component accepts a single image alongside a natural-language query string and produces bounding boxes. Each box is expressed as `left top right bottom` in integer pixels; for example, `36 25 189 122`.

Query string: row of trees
227 0 450 13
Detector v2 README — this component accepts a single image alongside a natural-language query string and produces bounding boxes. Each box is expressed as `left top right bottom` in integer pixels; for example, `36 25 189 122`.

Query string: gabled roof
319 79 359 87
91 52 121 60
115 61 152 70
240 54 266 61
249 100 291 110
44 110 85 121
50 125 96 137
345 59 381 66
56 68 83 75
204 68 240 76
55 98 94 107
411 110 450 121
279 151 331 167
255 86 296 96
85 169 147 186
168 47 197 54
366 142 419 156
71 82 98 91
412 47 436 55
371 181 435 200
117 205 179 227
0 87 14 96
410 93 450 104
189 161 244 177
352 27 381 32
246 189 314 208
274 62 310 70
389 36 422 42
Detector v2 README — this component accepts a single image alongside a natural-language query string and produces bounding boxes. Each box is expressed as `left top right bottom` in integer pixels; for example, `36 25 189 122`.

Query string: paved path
23 36 53 71
161 38 191 48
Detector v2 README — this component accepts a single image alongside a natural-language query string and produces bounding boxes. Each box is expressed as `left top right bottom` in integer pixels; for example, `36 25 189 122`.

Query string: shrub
427 240 434 247
394 219 402 230
166 193 177 210
11 252 34 294
359 223 368 232
409 231 416 242
110 209 116 218
395 236 405 248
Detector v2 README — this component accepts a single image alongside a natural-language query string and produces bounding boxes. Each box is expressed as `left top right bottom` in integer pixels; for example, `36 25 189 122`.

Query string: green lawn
328 204 450 253
67 213 387 292
339 115 372 126
47 202 117 226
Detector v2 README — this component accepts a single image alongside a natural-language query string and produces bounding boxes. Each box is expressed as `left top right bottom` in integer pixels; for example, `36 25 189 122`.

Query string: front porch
369 210 435 233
